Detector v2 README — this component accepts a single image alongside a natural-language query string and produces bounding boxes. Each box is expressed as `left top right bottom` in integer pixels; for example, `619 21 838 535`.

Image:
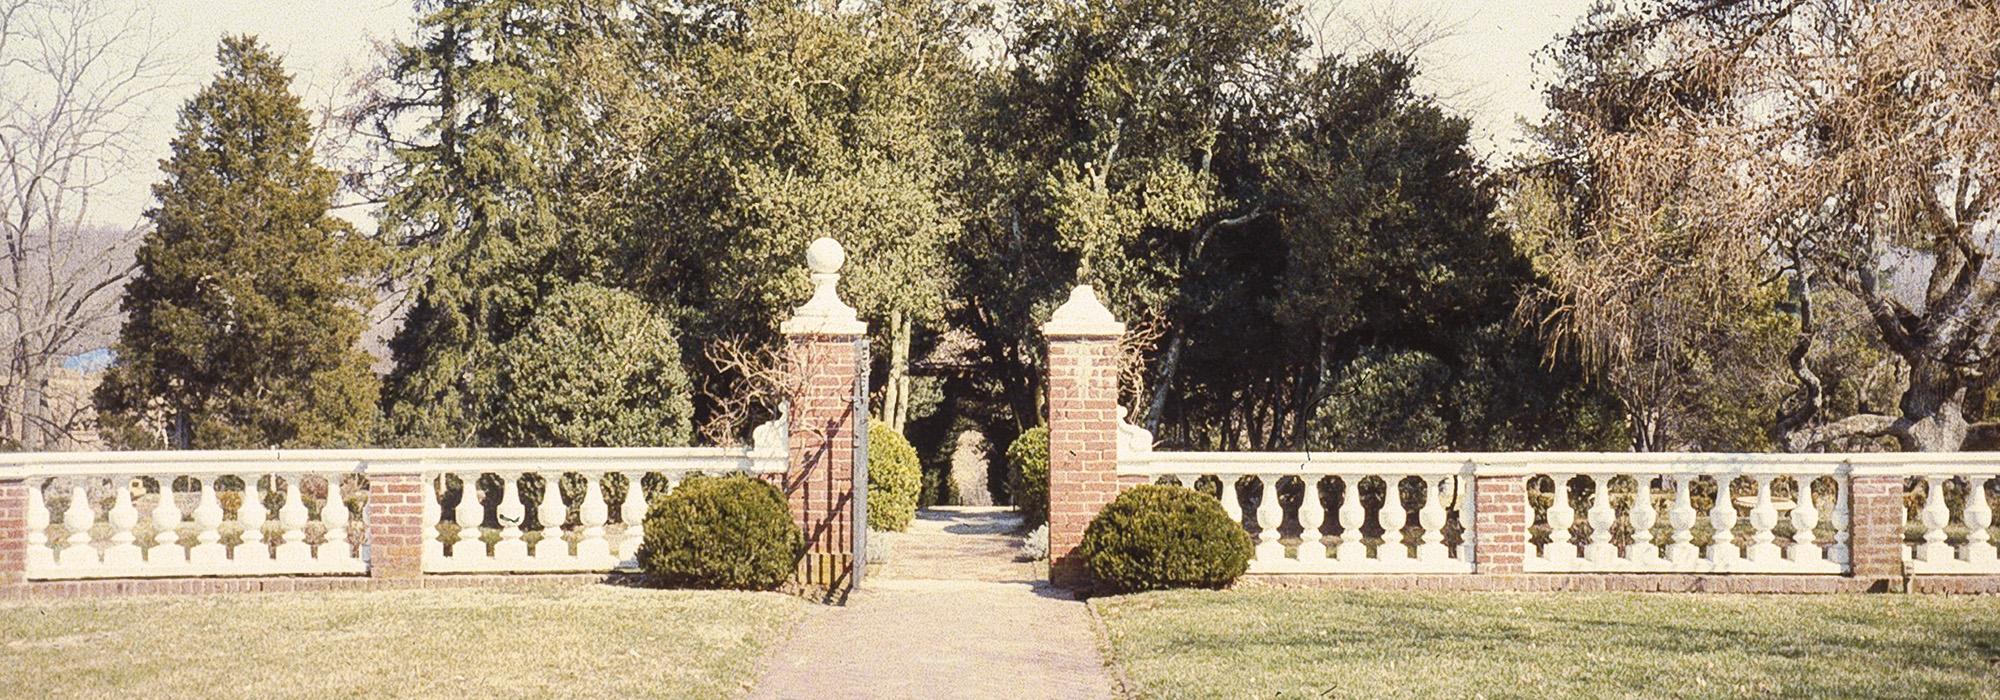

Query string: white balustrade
418 415 786 574
1518 464 1847 575
1904 472 2000 574
20 466 368 580
6 419 785 580
1120 426 1477 574
419 459 773 574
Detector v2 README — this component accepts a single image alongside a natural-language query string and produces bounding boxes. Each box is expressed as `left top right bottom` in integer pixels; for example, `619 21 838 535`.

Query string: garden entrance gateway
1 243 1999 598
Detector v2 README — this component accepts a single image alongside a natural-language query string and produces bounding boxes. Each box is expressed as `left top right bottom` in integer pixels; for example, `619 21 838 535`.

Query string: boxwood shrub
867 421 921 531
638 475 801 590
1079 484 1253 594
1006 426 1049 526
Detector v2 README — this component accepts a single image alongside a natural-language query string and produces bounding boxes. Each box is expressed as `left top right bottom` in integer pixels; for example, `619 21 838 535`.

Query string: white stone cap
1042 284 1125 338
781 237 867 336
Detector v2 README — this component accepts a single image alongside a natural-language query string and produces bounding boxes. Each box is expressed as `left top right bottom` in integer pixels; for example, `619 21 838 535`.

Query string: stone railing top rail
1117 447 2000 478
0 444 787 478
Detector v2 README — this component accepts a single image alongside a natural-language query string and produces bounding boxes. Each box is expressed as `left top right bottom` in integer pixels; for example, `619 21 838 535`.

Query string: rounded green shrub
485 283 693 447
1079 484 1253 594
1006 426 1049 526
867 420 921 531
638 475 802 590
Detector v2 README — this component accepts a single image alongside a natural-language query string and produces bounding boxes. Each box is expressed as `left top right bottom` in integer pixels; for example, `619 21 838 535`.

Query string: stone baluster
1416 475 1449 561
25 482 53 570
535 474 568 561
1628 476 1659 564
1915 475 1951 562
60 485 97 567
275 475 312 562
1335 477 1365 560
494 473 528 560
1747 475 1781 562
454 472 487 561
150 475 186 563
1253 477 1282 563
578 472 611 563
1707 476 1741 565
322 476 352 562
1665 475 1697 564
1965 476 1995 565
1180 474 1201 492
238 476 268 561
422 474 445 561
104 476 143 566
1219 475 1245 530
189 477 227 564
1788 475 1824 564
1297 476 1328 564
1544 474 1576 564
618 471 648 564
1379 476 1409 562
1584 475 1617 564
1829 476 1852 566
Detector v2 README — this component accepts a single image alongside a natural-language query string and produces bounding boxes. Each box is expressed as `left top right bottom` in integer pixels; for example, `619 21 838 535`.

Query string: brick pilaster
365 473 426 579
0 478 24 588
780 238 868 590
784 334 862 587
1472 475 1526 574
1848 475 1906 586
1042 285 1126 589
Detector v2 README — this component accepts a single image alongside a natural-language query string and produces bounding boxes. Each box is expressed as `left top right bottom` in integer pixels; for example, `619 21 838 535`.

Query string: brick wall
366 473 426 579
1472 476 1526 574
785 334 861 587
1046 337 1121 588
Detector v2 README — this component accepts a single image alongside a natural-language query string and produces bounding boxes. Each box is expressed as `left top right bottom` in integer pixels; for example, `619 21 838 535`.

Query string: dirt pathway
749 507 1116 700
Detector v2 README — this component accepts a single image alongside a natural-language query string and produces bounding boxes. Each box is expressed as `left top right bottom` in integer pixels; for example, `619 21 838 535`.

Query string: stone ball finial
806 237 845 274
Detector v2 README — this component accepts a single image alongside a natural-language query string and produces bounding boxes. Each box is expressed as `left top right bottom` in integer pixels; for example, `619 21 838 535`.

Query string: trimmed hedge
638 475 801 590
1006 426 1049 526
867 420 921 531
1079 484 1253 594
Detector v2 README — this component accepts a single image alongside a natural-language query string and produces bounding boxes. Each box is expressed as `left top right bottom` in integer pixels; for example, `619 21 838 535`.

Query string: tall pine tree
95 36 383 449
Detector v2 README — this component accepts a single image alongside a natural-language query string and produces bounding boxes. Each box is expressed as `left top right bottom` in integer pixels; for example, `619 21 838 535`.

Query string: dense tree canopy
97 0 1792 463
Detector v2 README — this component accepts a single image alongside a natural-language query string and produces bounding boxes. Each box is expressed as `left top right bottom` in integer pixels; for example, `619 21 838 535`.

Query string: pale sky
96 0 1596 231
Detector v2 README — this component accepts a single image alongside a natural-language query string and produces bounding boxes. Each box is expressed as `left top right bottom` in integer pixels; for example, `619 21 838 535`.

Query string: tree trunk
1143 332 1184 434
1894 360 1969 452
884 310 912 432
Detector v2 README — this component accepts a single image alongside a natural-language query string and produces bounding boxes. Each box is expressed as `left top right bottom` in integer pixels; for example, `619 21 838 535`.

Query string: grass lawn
0 585 807 699
1092 589 2000 699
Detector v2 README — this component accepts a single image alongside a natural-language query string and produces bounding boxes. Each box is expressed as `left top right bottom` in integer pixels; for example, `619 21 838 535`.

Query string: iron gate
850 337 870 587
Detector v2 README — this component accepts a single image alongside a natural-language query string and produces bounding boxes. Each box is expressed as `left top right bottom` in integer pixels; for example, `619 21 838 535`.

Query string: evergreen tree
362 0 623 446
95 36 383 449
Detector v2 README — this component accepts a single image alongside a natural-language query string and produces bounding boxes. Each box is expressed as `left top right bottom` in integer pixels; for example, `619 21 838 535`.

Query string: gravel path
750 507 1116 700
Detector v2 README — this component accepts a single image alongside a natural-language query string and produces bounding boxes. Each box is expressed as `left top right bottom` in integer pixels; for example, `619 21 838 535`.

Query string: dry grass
1093 589 2000 699
0 585 808 699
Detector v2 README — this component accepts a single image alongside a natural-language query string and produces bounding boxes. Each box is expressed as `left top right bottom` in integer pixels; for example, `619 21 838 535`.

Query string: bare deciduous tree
1530 0 2000 452
0 0 167 449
